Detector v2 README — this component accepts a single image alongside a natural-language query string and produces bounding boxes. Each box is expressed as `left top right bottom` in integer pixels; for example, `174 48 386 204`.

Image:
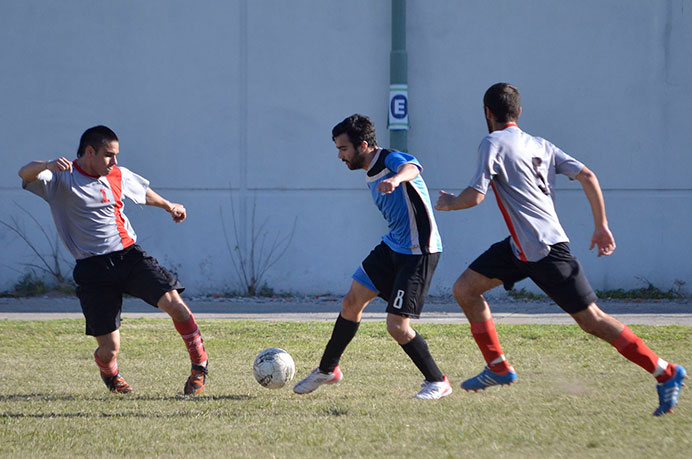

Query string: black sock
319 314 360 373
400 331 444 382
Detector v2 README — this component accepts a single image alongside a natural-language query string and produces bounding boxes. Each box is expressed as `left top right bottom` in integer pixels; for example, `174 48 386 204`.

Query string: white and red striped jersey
468 125 585 262
22 163 149 260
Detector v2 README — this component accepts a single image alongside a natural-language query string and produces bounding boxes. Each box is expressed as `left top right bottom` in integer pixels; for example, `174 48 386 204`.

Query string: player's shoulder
113 165 142 180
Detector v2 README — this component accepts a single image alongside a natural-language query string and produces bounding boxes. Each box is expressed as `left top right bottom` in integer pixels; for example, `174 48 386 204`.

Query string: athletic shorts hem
469 237 596 315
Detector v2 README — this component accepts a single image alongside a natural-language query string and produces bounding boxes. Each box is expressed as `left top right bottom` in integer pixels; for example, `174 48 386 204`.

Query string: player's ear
359 140 368 153
85 145 96 157
484 106 493 120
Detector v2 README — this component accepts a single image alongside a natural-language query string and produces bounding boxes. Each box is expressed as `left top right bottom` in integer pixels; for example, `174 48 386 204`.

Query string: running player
435 83 686 415
18 125 208 395
293 114 451 399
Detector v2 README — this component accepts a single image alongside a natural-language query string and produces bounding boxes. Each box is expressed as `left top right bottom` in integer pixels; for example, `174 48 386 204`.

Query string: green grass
0 320 690 458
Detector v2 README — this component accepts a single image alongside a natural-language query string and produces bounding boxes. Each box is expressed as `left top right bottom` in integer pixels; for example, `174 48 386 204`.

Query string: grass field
0 319 690 458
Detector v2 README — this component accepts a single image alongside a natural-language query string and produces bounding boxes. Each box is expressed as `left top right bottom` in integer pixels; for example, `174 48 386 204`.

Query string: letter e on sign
388 84 409 131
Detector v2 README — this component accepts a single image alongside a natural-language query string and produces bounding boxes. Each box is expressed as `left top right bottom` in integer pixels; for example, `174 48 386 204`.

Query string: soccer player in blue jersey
435 83 686 415
293 114 452 399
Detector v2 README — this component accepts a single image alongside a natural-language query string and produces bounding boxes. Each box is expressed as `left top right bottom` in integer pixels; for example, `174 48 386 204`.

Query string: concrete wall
1 1 690 296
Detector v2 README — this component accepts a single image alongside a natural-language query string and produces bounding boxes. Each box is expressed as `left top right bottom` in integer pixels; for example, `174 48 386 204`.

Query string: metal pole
389 0 408 152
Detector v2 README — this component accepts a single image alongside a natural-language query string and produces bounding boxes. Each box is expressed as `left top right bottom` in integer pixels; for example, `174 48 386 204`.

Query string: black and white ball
253 347 295 389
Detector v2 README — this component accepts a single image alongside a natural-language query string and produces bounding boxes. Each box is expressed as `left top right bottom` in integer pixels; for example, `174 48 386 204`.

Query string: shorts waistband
77 244 138 264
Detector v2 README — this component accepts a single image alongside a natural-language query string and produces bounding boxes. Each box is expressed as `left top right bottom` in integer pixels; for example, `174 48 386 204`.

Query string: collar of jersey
366 148 382 173
73 162 101 179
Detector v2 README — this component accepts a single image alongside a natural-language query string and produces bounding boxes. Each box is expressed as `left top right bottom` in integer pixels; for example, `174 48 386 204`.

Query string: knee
452 277 478 308
159 293 191 322
386 321 409 342
169 301 191 322
341 291 361 317
386 315 415 344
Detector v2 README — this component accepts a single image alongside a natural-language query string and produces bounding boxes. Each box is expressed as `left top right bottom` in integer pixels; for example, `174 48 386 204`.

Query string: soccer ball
253 347 295 389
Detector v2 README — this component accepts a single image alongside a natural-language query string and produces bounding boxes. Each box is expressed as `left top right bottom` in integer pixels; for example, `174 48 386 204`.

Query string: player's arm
377 163 420 194
145 187 186 223
18 158 73 183
575 166 615 257
435 187 485 211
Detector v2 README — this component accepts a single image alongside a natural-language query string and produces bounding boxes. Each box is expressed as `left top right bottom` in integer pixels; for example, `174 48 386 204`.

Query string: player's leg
532 242 686 415
157 290 209 395
571 303 687 416
123 245 208 395
454 239 525 390
454 268 517 390
293 279 378 394
73 254 131 393
94 330 132 393
387 314 452 399
384 251 451 399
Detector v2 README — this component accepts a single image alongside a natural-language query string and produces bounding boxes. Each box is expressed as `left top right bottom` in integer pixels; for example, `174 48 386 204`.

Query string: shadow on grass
0 393 253 402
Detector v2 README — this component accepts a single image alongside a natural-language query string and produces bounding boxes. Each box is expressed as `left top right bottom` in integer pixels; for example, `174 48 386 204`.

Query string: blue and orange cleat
461 366 517 392
654 365 687 416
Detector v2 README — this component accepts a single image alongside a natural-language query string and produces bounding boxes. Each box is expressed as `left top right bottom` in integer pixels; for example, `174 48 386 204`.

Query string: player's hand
377 178 399 194
435 190 456 211
168 203 187 223
590 225 616 257
47 157 73 173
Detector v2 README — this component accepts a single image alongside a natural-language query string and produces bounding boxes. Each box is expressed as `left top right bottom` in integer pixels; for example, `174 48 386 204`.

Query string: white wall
1 1 690 296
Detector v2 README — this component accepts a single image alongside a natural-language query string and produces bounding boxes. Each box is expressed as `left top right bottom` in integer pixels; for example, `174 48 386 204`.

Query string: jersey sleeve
21 169 59 202
467 137 497 195
119 166 150 205
384 151 422 174
553 145 585 179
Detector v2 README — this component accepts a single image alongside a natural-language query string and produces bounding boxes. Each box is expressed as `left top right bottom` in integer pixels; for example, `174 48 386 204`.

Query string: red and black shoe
102 372 134 394
184 363 208 395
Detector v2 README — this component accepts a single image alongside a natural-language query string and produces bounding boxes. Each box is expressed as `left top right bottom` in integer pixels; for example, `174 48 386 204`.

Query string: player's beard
345 153 366 170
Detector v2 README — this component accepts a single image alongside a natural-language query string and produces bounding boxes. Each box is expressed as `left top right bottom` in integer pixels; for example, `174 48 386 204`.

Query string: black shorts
469 237 597 314
73 244 184 336
353 242 440 318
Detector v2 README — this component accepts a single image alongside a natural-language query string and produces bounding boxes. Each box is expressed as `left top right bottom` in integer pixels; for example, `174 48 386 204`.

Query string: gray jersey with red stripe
22 164 149 260
468 126 585 262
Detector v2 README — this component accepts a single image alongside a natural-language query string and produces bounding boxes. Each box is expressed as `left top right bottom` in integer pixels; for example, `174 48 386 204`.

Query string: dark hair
483 83 521 123
331 114 378 149
77 125 118 157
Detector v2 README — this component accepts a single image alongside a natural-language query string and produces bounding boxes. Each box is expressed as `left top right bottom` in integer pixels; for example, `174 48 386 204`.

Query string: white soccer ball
253 347 295 389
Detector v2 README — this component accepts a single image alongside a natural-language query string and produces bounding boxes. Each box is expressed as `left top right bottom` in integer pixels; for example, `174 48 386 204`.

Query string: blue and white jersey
366 149 442 255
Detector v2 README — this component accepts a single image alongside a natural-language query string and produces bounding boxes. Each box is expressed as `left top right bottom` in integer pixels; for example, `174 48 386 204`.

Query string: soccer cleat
184 363 208 395
293 366 343 394
415 376 453 400
102 372 133 394
654 364 687 416
461 366 517 392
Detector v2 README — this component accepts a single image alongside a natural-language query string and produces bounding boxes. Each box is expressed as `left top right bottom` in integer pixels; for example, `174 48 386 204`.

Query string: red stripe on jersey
490 182 527 262
106 166 135 249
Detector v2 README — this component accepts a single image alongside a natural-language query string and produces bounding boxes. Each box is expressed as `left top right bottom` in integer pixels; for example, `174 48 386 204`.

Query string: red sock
611 326 674 383
174 315 208 366
470 319 511 375
94 349 118 378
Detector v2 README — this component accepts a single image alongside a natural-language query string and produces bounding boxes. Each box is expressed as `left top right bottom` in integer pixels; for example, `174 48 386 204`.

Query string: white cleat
415 376 453 400
293 366 343 394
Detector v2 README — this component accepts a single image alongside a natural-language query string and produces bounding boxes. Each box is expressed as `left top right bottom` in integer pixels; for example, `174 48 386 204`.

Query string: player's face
87 141 119 176
335 133 366 170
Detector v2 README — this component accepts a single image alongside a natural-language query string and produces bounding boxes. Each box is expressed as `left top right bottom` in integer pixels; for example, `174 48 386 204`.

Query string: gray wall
1 1 690 296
